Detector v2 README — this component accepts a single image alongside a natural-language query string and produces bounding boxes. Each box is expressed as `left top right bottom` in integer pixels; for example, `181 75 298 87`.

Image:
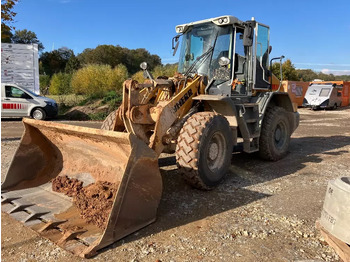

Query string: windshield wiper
184 46 214 76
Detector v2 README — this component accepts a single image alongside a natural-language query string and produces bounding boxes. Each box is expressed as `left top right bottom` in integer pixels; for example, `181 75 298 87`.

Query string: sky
12 0 350 75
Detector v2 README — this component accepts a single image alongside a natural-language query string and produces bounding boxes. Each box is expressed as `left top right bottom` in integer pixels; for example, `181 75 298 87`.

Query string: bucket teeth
57 229 87 246
38 220 67 232
1 196 20 204
8 204 34 214
22 212 50 223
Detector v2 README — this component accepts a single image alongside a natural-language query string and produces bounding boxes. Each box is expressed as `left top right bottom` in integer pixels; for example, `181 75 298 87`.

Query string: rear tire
259 106 290 161
176 112 233 190
32 108 46 120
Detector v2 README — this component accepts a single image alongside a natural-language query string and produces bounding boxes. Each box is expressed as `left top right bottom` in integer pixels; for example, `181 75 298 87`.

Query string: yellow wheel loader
2 15 299 257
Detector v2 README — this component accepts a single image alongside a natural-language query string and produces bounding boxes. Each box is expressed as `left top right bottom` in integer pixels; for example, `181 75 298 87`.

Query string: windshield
178 23 233 80
20 86 40 97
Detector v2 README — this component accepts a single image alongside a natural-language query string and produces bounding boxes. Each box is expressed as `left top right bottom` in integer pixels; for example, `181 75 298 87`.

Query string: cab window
5 86 32 99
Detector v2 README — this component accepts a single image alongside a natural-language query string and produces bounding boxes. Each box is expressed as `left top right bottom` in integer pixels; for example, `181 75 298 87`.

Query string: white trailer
1 43 40 94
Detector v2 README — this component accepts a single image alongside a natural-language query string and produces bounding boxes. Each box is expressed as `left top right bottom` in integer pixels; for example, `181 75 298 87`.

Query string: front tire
101 107 125 131
259 106 291 161
32 108 46 120
176 112 233 190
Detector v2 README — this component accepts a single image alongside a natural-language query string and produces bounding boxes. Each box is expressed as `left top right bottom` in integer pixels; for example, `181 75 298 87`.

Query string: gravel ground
1 107 350 262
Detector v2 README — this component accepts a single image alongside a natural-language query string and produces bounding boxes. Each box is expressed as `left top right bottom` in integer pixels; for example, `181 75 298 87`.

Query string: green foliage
152 63 178 78
111 64 129 91
88 112 109 121
334 75 350 81
317 72 335 81
71 64 128 98
39 74 51 95
11 29 44 51
131 63 178 83
77 45 161 75
295 69 318 82
50 73 72 95
47 94 86 107
296 69 349 81
1 0 18 42
101 90 123 110
40 47 74 76
1 26 12 43
65 54 81 73
131 71 145 83
271 59 299 81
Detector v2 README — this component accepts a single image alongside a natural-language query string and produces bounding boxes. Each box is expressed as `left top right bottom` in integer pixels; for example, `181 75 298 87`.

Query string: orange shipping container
276 81 309 107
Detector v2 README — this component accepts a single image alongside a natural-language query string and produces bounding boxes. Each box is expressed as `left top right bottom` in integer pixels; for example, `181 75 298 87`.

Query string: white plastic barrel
320 177 350 244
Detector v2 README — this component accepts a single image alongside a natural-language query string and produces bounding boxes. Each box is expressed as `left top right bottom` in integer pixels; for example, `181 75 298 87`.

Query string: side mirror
243 24 254 47
172 35 181 56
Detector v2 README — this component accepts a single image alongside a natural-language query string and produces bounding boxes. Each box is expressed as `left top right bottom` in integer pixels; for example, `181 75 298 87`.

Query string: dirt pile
52 175 83 197
52 176 119 229
74 181 119 228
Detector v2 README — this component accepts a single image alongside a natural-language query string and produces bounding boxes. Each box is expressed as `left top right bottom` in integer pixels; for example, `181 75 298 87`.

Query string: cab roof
175 15 245 33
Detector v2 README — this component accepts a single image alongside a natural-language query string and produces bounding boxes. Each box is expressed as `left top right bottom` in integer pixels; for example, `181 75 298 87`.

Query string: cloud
321 69 350 75
295 62 350 67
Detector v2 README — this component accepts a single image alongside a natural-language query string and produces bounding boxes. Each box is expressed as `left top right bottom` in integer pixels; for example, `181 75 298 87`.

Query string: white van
1 83 58 120
303 83 342 110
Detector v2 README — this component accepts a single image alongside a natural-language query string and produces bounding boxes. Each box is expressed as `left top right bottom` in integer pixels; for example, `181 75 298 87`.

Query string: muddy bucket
1 118 162 258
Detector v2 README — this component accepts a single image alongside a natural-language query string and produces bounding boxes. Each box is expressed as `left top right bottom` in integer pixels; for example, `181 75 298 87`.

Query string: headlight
176 26 183 33
46 101 54 106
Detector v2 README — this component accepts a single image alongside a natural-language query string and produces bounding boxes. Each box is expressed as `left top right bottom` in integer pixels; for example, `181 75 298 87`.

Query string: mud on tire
259 106 291 161
175 112 233 190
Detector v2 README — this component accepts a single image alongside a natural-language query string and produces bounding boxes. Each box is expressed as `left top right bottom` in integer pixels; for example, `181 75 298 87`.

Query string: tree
152 63 178 78
40 47 74 76
296 69 318 82
78 45 127 68
39 74 51 95
50 73 72 95
317 72 336 81
71 64 129 97
11 29 44 51
1 0 18 42
77 45 162 75
271 59 298 81
65 54 81 73
126 48 161 75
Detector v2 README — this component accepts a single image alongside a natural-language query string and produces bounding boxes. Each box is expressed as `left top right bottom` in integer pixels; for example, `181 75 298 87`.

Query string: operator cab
174 15 272 97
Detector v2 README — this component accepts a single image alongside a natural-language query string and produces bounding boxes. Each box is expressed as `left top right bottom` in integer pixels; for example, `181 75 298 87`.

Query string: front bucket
1 118 162 258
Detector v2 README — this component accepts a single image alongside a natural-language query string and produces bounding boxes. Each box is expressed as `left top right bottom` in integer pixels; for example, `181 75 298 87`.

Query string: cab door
2 85 32 117
254 23 270 90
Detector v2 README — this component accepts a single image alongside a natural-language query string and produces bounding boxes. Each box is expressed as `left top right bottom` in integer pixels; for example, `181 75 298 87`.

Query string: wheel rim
274 122 287 149
33 110 43 120
206 132 226 172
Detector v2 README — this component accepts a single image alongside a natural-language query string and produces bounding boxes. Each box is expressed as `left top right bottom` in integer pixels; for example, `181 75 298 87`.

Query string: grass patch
45 93 121 121
46 94 87 107
88 112 109 120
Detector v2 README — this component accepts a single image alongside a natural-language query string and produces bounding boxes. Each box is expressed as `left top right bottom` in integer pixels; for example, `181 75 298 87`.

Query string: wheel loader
2 15 299 257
